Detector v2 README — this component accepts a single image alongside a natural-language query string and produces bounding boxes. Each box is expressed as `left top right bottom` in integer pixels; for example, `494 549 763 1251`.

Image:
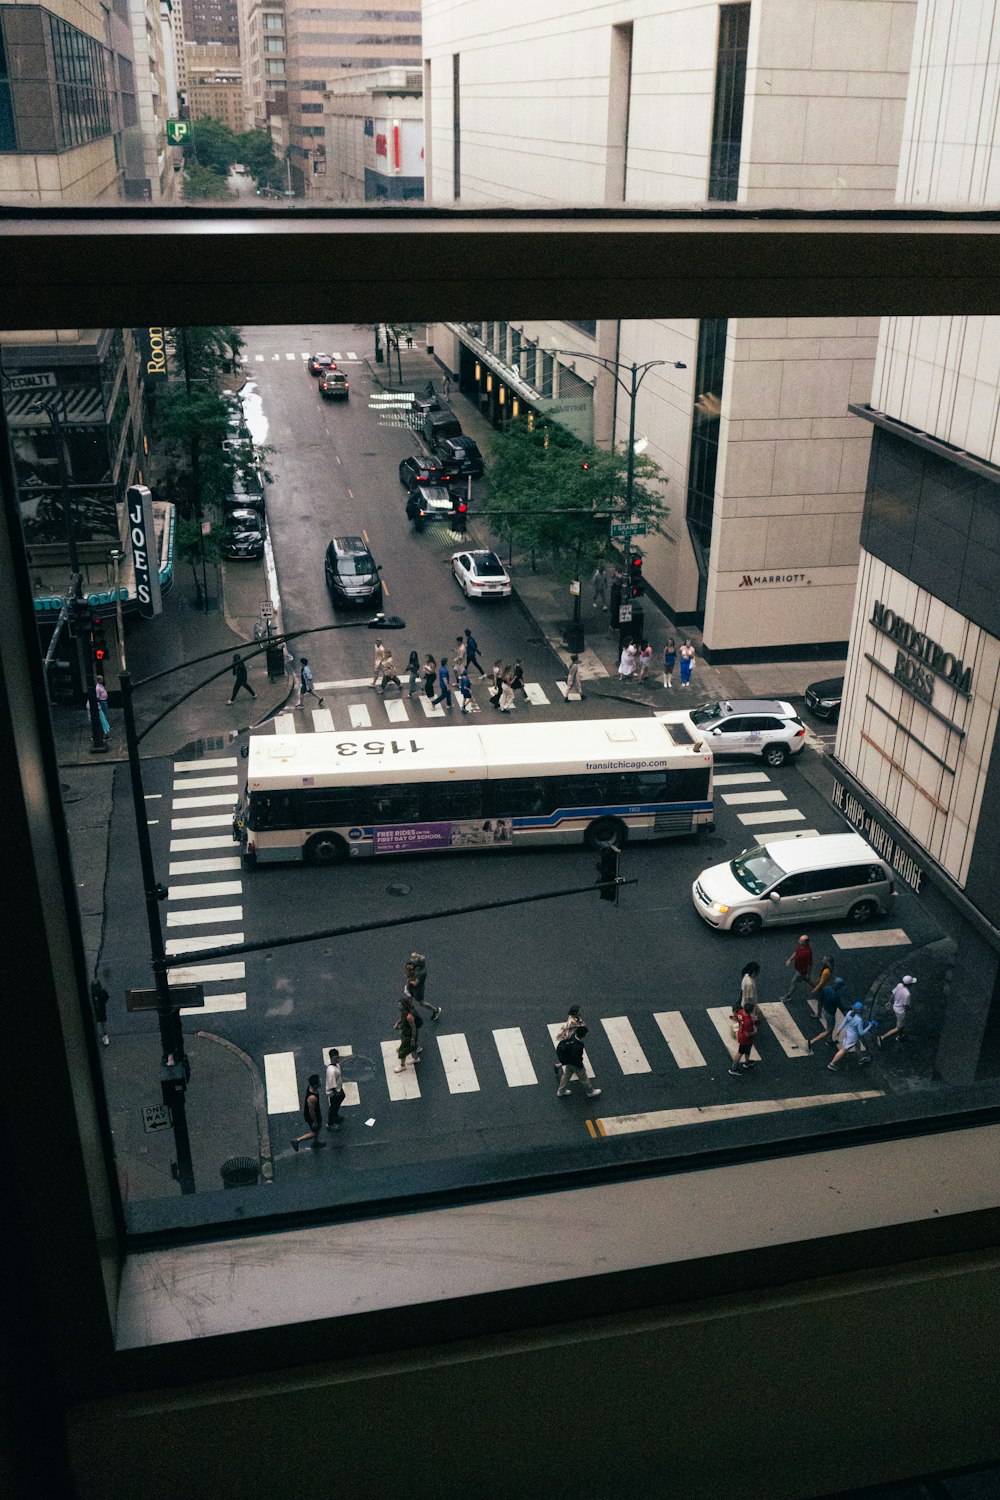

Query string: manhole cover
386 882 412 896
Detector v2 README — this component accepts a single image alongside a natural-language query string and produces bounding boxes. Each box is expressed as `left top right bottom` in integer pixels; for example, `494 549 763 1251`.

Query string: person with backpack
808 976 846 1050
405 951 441 1021
295 657 324 710
555 1024 601 1099
376 650 401 694
456 664 474 714
291 1075 326 1151
728 999 760 1076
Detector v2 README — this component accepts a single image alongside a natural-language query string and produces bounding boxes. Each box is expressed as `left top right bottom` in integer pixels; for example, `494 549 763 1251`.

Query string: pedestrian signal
596 844 619 903
90 611 109 671
629 556 644 597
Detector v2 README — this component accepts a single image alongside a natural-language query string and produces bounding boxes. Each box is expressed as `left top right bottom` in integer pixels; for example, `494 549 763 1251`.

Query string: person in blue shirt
456 666 473 714
432 655 452 709
808 976 845 1050
464 628 486 678
828 1001 877 1071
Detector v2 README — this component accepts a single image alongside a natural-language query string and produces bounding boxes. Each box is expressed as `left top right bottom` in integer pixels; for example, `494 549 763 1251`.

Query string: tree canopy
182 160 233 200
482 415 669 571
238 128 281 187
187 117 238 176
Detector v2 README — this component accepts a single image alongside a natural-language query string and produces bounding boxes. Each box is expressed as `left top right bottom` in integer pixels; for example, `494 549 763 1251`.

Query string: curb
196 1029 274 1184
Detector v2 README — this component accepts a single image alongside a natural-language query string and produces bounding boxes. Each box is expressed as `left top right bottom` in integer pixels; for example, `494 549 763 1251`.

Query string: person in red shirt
781 934 814 1002
728 1000 760 1076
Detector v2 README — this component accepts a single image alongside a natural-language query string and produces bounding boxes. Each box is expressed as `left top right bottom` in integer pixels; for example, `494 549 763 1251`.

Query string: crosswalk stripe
167 881 243 901
523 682 549 705
349 703 372 728
185 992 246 1015
314 678 373 691
285 352 296 360
437 1033 481 1093
757 1002 810 1057
174 757 237 772
166 904 243 927
419 696 445 718
737 809 806 826
255 354 264 361
385 698 409 722
492 1028 538 1087
168 959 245 984
171 775 239 790
720 790 788 806
264 1052 300 1113
600 1016 651 1074
556 681 583 701
172 793 238 810
547 1022 595 1078
322 1045 361 1107
171 813 235 830
346 351 357 359
596 1091 884 1138
381 1040 421 1099
834 929 910 949
652 1011 706 1068
165 932 244 955
707 1006 762 1062
311 708 334 732
745 828 819 844
168 857 242 876
273 713 297 734
713 772 771 785
169 835 237 852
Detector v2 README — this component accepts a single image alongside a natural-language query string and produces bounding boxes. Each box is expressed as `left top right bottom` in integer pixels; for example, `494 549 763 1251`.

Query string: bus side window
366 785 421 823
488 778 549 817
551 774 617 808
306 788 364 825
665 768 712 803
421 781 485 821
250 791 298 829
621 770 669 803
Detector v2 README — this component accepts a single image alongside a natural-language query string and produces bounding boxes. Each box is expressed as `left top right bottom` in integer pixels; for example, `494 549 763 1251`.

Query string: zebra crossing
239 350 361 364
264 679 574 733
167 757 245 1016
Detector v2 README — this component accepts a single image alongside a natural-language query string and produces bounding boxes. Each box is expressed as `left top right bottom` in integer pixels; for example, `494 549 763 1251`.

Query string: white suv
688 699 805 767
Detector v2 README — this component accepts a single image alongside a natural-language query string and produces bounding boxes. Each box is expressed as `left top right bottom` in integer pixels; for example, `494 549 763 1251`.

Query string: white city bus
235 714 714 865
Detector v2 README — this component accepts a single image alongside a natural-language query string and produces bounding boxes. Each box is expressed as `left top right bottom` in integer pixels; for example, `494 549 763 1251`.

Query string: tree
173 326 245 382
183 161 233 201
483 415 670 573
188 117 238 176
175 515 225 608
238 128 279 186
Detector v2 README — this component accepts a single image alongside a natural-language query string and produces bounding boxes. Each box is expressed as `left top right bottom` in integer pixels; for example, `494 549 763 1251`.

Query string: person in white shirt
325 1048 346 1131
879 976 916 1046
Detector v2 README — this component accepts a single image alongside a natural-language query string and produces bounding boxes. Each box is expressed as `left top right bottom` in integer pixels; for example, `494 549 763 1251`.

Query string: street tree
483 415 669 572
182 161 233 201
237 128 280 186
175 515 225 609
188 117 238 176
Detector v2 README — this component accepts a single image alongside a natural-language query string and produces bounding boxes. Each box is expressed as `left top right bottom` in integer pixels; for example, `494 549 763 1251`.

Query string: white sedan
451 549 512 600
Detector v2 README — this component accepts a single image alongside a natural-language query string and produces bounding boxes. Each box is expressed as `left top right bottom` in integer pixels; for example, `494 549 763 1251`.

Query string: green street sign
610 519 646 539
166 119 190 145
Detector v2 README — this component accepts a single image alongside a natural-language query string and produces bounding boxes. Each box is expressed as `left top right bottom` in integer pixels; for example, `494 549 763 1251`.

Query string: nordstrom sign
870 600 972 703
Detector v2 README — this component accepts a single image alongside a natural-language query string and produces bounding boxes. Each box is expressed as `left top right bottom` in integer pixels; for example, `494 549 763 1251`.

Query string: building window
266 60 285 75
685 316 728 614
265 38 284 52
300 102 322 112
566 320 596 338
0 26 16 151
452 52 460 200
708 2 750 202
48 14 113 150
263 13 283 28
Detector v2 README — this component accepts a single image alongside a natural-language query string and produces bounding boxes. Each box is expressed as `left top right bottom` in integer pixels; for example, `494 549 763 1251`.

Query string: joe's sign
127 484 163 618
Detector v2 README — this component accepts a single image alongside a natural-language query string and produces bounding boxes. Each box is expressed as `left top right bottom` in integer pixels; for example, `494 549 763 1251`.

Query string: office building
323 64 422 200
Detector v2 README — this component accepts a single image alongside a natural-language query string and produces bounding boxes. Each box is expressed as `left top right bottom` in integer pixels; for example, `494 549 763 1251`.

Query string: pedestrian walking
377 650 401 693
592 563 608 609
393 998 421 1072
566 654 584 700
405 332 414 349
405 950 441 1020
511 659 528 699
556 1005 585 1045
453 635 467 673
731 961 760 1022
444 374 452 397
291 1075 327 1150
295 657 324 709
90 975 110 1047
609 572 623 629
828 1002 877 1071
662 638 677 689
464 627 486 677
371 638 387 687
423 654 437 699
405 649 421 696
807 976 846 1050
728 999 760 1076
498 673 515 713
325 1048 346 1131
636 640 654 684
678 639 696 688
879 975 916 1046
432 656 453 709
809 955 835 1017
618 642 638 679
555 1024 601 1099
781 935 814 1001
228 652 256 704
94 676 111 741
456 665 474 713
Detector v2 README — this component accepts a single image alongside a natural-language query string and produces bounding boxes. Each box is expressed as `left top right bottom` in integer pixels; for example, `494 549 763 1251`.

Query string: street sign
166 119 190 144
126 984 205 1013
618 603 633 623
142 1104 172 1133
569 580 581 597
610 520 646 539
259 600 274 620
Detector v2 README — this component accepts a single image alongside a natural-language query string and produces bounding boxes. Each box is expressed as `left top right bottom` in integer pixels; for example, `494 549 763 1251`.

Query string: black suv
324 536 383 609
399 455 454 489
434 435 484 479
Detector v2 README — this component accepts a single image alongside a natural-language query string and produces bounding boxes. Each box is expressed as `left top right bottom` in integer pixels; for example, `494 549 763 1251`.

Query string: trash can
220 1156 260 1189
266 642 285 681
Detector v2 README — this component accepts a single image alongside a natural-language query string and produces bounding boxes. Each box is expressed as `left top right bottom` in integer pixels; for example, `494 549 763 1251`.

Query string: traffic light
452 498 468 535
90 610 109 675
48 657 76 706
596 843 619 903
581 460 590 472
629 555 644 597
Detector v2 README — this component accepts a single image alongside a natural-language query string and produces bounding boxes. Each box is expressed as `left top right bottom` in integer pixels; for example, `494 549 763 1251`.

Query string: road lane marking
322 1044 361 1107
492 1028 538 1087
167 881 242 901
349 703 372 728
834 929 910 948
419 697 445 718
171 775 239 790
600 1016 651 1074
547 1022 595 1077
172 793 239 810
174 757 237 772
437 1033 481 1093
381 1040 421 1099
285 352 295 360
707 1006 761 1062
314 678 374 690
144 793 161 800
757 1002 810 1057
713 772 771 785
170 813 235 830
720 790 788 806
168 857 242 875
168 960 246 984
169 835 237 852
165 932 244 955
385 698 409 722
273 713 297 734
185 993 246 1015
524 683 549 705
311 708 334 732
653 1011 706 1068
737 809 806 826
596 1091 884 1137
744 828 819 843
264 1052 300 1114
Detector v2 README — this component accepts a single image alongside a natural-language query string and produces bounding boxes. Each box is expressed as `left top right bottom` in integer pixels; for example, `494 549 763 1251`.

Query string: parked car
324 536 383 609
804 676 845 721
689 699 806 767
410 392 441 414
434 434 484 479
224 480 265 516
307 353 336 375
319 371 349 400
692 832 895 937
451 549 512 600
406 483 455 530
422 408 463 446
399 455 454 489
224 510 266 560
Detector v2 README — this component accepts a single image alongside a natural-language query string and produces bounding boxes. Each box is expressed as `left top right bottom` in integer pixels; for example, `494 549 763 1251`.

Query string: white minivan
692 832 895 936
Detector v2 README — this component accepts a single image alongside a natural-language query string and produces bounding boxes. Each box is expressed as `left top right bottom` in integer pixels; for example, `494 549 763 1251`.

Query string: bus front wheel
585 817 627 850
304 831 348 866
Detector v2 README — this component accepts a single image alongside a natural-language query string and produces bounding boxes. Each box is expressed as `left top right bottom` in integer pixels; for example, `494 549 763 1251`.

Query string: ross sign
133 327 168 383
142 1104 172 1133
127 485 163 618
2 370 56 392
870 600 972 702
259 600 274 620
166 118 190 144
610 520 646 539
127 984 205 1012
738 573 810 588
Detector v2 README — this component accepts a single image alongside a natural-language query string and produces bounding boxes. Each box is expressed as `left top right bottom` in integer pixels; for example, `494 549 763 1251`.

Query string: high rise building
237 0 286 131
180 0 239 46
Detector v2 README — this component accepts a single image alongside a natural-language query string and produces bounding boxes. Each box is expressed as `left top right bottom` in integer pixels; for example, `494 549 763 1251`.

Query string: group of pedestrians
394 950 442 1073
617 636 696 689
365 630 489 714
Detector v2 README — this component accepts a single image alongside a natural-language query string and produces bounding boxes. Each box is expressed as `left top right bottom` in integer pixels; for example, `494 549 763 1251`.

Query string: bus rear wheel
585 817 627 850
304 831 348 866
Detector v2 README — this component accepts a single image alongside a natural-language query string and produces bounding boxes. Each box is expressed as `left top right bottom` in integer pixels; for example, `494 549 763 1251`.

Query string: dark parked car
224 510 265 560
405 483 455 530
804 676 845 721
307 353 336 375
398 455 454 489
324 536 383 608
319 371 349 400
434 434 484 479
224 481 265 517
